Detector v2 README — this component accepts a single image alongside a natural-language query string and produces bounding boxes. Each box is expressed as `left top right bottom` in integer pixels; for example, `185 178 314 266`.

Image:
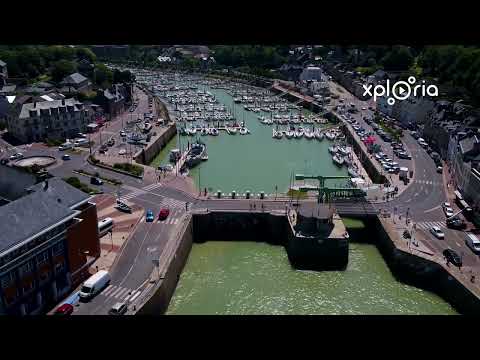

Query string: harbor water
144 75 457 315
150 87 347 193
167 241 457 315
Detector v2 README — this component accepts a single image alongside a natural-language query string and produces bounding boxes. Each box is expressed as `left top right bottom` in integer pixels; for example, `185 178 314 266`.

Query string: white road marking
129 291 142 303
109 287 124 298
424 205 441 213
115 288 129 299
102 284 115 296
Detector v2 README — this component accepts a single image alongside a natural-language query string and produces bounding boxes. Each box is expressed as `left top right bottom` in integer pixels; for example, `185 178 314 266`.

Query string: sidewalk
89 194 145 273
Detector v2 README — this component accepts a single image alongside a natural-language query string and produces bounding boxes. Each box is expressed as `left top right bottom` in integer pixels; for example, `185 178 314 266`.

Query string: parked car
109 302 128 315
90 177 104 186
465 233 480 255
446 217 466 230
62 154 71 161
146 210 154 222
158 208 170 221
9 152 24 160
430 226 445 239
437 166 443 174
397 152 412 160
443 249 462 267
53 303 74 315
120 130 127 137
59 143 74 151
79 270 111 301
443 203 454 217
118 149 126 155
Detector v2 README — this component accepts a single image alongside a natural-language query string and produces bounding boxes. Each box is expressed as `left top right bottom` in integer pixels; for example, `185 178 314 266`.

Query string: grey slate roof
28 177 90 209
62 72 88 85
459 135 479 156
19 98 82 119
0 178 90 254
0 191 76 254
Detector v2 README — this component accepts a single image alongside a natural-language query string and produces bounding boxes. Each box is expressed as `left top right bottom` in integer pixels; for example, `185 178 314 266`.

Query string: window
1 272 14 289
37 252 49 265
55 261 64 273
22 281 34 294
19 261 33 275
52 242 64 255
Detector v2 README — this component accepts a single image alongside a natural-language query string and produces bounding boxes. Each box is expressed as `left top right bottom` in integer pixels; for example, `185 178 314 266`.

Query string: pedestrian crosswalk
161 198 186 210
120 183 164 201
163 209 183 225
415 221 446 231
100 284 142 302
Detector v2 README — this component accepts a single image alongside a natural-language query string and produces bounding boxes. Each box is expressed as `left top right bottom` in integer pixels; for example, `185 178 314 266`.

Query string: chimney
33 102 37 108
43 180 48 190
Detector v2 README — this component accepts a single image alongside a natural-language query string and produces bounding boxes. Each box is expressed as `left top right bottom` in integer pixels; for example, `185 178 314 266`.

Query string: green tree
51 59 76 82
381 46 414 71
94 63 113 88
76 47 97 63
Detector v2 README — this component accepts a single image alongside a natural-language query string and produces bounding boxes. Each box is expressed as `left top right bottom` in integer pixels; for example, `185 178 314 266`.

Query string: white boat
229 127 237 135
201 128 208 136
348 167 359 178
328 145 338 154
240 127 249 135
325 132 336 141
333 154 345 167
338 146 349 156
315 132 324 141
304 131 315 140
295 129 304 138
285 130 294 139
211 128 219 136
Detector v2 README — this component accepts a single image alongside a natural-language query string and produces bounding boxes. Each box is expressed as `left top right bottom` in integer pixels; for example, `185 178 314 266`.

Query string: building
448 131 480 225
299 66 323 82
0 60 7 86
95 84 127 118
0 177 100 315
5 98 93 143
60 72 92 94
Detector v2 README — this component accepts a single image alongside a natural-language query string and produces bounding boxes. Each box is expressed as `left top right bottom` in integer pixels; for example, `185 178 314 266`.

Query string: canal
149 79 457 315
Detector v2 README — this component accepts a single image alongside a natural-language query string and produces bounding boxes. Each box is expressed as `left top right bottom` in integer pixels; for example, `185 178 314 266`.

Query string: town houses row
0 59 133 144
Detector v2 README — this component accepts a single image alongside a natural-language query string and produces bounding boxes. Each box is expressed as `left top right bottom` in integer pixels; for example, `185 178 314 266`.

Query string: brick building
0 176 100 315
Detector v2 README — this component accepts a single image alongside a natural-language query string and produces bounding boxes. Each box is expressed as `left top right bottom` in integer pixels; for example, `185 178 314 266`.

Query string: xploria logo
363 76 438 105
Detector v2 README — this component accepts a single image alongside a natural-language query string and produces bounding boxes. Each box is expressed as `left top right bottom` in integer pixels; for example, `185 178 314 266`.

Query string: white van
74 138 89 147
58 142 74 151
79 270 111 301
465 233 480 255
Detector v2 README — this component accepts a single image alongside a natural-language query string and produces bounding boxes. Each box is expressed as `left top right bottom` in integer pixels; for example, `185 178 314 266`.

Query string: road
326 79 480 271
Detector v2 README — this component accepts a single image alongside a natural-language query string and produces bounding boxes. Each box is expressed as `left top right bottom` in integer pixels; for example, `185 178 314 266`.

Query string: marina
134 70 359 193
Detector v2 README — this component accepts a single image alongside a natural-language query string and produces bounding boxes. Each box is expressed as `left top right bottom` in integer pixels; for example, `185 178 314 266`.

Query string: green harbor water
150 87 347 193
167 241 457 315
150 83 457 315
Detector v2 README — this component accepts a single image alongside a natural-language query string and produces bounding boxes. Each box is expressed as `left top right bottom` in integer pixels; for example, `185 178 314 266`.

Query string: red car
158 208 170 221
54 303 74 315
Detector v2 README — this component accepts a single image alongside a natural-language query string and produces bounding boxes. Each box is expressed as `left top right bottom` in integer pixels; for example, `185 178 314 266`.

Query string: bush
46 139 64 147
113 162 144 177
63 176 100 194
